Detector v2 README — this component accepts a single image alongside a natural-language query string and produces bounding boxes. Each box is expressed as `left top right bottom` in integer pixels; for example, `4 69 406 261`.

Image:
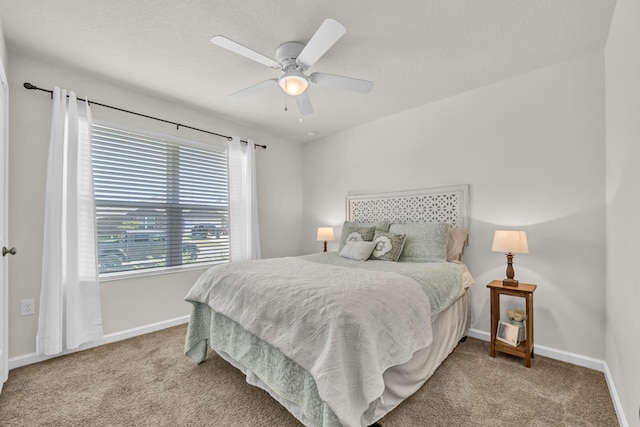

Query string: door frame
0 57 9 393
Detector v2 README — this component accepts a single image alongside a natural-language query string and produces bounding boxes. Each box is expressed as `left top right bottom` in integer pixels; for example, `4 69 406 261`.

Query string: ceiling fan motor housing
276 41 307 71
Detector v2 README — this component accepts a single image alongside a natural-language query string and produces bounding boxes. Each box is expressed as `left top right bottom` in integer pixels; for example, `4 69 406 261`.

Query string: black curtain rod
23 82 267 149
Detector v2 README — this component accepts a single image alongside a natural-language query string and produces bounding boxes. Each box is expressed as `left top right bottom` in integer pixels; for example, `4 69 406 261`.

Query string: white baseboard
9 315 190 370
465 328 629 427
465 328 606 371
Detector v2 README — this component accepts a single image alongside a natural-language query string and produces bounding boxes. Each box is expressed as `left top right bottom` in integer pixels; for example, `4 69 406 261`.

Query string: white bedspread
184 257 433 427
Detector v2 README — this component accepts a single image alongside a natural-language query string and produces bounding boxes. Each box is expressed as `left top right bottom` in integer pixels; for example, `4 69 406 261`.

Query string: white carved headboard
346 184 470 231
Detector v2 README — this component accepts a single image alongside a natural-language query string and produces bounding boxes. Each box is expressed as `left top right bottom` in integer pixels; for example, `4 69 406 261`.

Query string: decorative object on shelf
491 230 529 286
507 308 526 343
317 227 335 252
496 320 520 347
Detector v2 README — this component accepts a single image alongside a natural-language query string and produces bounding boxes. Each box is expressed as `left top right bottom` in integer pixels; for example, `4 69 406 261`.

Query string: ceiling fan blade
229 79 279 98
309 72 373 93
211 36 281 69
296 91 314 116
296 18 346 68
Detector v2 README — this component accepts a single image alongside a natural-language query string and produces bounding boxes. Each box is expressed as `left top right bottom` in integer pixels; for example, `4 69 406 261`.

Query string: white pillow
338 221 386 251
339 241 377 261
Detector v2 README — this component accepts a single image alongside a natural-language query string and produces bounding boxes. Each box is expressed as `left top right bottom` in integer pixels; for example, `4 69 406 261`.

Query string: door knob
2 247 16 256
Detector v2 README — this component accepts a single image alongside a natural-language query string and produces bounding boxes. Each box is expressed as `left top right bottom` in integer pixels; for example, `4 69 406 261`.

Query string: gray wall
302 51 606 360
0 19 6 67
605 0 640 424
6 52 303 357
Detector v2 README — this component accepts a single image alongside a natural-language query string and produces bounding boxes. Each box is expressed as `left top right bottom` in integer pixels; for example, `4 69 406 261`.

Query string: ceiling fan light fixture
279 71 309 96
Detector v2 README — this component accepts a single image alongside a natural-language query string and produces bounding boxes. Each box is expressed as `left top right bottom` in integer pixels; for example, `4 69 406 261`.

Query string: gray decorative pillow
338 241 377 261
339 220 388 251
389 222 451 262
369 230 406 262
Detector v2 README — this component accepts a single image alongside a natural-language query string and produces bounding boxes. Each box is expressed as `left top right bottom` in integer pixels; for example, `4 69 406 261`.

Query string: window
92 123 229 275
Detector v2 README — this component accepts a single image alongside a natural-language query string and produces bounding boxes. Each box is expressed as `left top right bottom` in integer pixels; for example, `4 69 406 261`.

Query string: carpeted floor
0 324 619 426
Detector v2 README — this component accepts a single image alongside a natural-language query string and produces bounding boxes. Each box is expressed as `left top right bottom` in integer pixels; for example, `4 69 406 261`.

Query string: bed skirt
207 290 471 426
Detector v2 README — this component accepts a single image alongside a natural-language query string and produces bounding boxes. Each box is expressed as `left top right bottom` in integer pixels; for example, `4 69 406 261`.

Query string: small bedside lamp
316 227 335 252
492 230 529 287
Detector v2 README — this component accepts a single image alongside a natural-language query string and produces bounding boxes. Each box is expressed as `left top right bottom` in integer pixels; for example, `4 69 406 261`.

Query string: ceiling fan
211 18 373 116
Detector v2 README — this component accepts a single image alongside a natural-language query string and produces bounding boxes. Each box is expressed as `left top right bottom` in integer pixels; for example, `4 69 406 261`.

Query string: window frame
92 119 231 281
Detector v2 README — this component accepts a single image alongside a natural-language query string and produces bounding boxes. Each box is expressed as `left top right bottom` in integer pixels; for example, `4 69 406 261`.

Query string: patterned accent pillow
339 220 387 251
369 230 406 262
338 241 377 261
389 222 451 262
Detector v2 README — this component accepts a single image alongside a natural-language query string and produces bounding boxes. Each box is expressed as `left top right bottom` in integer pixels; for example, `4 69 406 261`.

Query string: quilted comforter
184 255 469 426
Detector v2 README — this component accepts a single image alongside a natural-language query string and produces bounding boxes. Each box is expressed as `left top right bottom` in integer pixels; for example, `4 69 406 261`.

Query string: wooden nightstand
487 280 537 367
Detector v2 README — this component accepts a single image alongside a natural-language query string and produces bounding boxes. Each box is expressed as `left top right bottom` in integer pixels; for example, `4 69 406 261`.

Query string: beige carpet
0 324 618 426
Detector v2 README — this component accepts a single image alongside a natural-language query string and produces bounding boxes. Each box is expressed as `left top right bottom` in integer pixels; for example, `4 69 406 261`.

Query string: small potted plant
507 307 526 342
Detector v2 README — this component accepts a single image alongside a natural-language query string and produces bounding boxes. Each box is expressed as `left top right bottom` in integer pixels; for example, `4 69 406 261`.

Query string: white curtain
36 87 103 356
228 137 261 261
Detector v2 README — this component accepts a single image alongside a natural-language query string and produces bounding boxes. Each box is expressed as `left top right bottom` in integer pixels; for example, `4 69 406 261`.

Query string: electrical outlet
20 299 35 316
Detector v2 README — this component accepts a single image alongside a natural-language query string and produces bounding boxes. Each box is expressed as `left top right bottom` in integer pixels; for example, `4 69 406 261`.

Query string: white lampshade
279 71 309 96
491 230 529 254
316 227 335 241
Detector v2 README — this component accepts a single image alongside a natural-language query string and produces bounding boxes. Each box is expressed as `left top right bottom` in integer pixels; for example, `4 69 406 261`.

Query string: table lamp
491 230 529 286
316 227 335 252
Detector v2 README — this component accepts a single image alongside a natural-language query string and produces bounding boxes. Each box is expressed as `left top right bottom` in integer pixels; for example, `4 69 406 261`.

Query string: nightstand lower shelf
493 339 533 359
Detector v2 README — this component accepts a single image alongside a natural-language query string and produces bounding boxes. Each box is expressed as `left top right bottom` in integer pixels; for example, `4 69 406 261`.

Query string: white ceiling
0 0 616 142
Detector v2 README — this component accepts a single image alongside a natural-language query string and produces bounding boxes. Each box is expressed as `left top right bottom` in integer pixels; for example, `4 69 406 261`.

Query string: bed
184 185 473 427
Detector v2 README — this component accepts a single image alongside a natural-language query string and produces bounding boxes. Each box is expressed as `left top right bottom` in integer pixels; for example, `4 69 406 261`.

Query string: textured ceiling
0 0 616 142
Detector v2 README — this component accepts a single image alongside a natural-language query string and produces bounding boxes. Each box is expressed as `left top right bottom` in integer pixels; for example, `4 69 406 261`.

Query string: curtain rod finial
24 82 36 90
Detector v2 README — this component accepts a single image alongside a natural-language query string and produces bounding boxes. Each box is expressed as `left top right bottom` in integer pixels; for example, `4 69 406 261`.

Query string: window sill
98 260 227 282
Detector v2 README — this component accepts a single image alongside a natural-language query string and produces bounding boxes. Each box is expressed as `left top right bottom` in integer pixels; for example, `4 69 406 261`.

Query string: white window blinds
91 123 229 275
